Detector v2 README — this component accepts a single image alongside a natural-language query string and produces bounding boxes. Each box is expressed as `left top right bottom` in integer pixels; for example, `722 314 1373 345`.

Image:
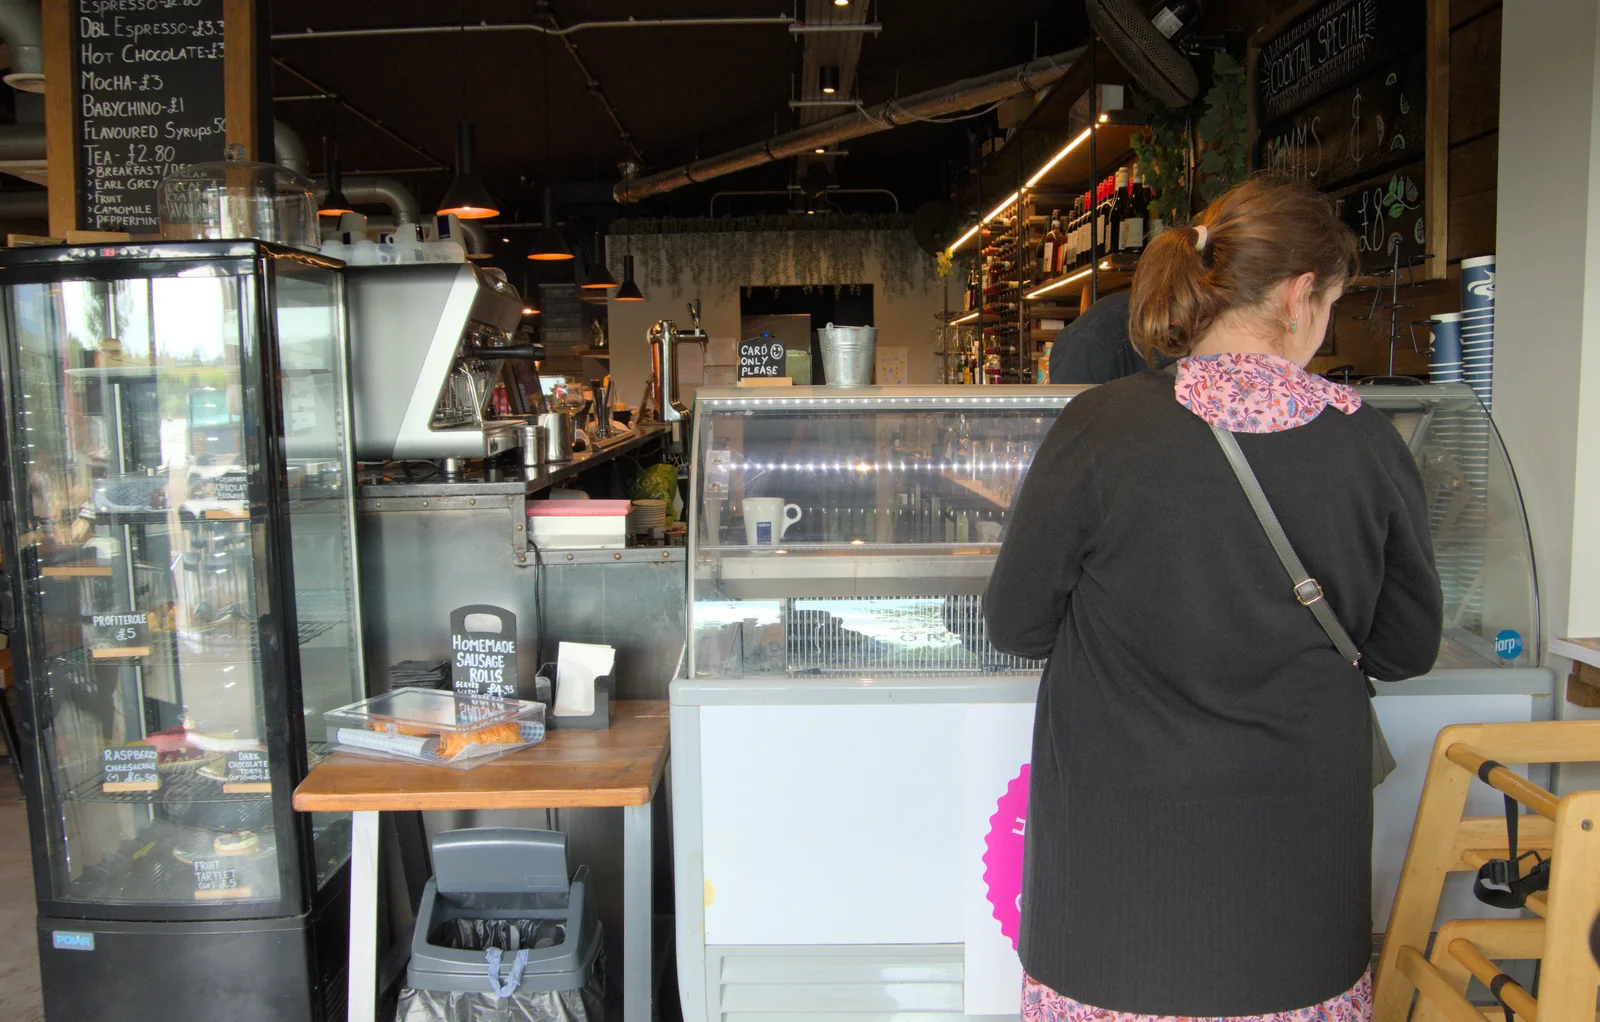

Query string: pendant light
527 188 571 261
438 11 498 219
819 64 841 95
580 231 617 289
319 151 354 217
613 254 645 301
438 120 499 219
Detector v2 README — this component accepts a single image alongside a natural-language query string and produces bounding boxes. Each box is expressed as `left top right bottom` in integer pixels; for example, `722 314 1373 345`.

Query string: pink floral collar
1174 352 1361 434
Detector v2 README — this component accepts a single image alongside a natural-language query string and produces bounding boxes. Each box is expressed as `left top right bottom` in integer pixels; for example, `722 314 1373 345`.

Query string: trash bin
396 828 605 1022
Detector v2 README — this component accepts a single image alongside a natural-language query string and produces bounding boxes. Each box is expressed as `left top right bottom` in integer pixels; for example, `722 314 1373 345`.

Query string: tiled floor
0 755 44 1022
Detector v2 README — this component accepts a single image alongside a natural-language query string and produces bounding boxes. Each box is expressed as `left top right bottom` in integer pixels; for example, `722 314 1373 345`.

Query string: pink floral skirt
1021 970 1372 1022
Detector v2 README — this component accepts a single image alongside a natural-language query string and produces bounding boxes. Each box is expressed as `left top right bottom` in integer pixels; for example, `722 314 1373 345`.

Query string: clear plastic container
325 690 546 769
159 144 319 250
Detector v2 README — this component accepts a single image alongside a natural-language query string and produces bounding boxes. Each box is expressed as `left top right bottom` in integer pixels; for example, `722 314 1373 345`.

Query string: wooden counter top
292 700 669 812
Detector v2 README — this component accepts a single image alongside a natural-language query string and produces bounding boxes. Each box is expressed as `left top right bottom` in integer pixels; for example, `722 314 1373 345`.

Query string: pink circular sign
981 764 1030 950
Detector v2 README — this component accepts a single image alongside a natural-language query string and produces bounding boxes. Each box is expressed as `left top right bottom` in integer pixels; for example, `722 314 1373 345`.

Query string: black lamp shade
437 121 499 219
613 254 645 301
581 234 618 289
319 158 354 217
819 64 841 94
526 190 572 261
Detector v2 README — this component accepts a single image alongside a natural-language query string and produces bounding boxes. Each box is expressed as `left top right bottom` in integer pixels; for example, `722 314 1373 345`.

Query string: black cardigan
985 371 1442 1016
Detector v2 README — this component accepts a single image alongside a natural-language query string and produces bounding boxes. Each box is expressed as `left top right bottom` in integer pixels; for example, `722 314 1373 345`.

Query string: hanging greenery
1131 92 1192 227
609 213 940 300
1131 52 1250 226
1194 52 1248 208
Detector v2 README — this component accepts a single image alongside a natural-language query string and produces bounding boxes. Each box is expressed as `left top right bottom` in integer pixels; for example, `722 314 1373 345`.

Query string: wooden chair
1375 720 1600 1022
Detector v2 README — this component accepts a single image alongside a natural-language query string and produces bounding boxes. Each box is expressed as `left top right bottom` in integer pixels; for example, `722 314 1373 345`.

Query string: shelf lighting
1024 127 1093 188
1024 266 1092 300
947 190 1019 253
951 310 980 324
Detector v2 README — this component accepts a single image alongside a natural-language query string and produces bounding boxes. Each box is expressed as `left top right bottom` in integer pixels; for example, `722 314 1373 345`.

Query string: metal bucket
817 323 877 387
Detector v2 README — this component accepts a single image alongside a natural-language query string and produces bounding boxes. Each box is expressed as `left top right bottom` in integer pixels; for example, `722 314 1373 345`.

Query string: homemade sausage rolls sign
71 0 229 232
450 605 519 699
738 337 786 379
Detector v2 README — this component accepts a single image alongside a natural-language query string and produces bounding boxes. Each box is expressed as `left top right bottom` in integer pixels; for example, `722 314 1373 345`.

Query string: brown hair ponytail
1128 174 1358 363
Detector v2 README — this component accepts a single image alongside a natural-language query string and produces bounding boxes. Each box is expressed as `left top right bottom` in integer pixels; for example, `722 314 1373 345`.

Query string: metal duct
0 0 42 77
314 175 422 223
614 48 1082 203
0 189 49 219
274 120 309 177
0 121 43 159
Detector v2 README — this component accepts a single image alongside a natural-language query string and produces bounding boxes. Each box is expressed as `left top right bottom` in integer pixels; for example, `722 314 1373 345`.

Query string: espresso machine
346 262 539 465
646 299 708 453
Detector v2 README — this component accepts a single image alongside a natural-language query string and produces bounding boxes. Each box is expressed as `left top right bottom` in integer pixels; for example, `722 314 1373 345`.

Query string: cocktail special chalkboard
1331 159 1427 273
72 0 228 233
1258 51 1426 193
1255 0 1425 126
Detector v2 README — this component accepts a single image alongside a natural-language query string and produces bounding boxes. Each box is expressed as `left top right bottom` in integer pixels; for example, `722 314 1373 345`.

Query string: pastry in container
324 689 546 769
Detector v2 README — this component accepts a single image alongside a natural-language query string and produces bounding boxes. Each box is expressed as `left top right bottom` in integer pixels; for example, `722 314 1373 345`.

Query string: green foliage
1194 52 1247 207
1130 52 1250 224
1131 93 1192 226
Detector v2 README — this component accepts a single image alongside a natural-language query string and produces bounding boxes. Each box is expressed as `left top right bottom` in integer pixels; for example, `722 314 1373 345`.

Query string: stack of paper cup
1428 313 1463 384
1460 255 1495 410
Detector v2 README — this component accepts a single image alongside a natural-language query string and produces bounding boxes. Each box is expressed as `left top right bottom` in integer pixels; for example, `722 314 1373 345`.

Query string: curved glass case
687 383 1538 679
0 242 364 920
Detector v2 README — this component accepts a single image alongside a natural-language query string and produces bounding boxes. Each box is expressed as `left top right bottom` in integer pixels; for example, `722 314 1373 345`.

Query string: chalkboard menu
1255 0 1425 125
71 0 229 233
102 745 159 792
1330 159 1427 273
450 605 519 700
738 336 786 379
1259 51 1426 192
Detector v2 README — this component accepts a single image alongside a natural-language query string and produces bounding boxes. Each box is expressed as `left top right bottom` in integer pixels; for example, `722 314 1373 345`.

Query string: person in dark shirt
1047 288 1174 383
988 176 1442 1019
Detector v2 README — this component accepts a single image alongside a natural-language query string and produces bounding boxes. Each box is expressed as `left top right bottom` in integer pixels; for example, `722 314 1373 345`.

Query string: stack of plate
629 499 668 535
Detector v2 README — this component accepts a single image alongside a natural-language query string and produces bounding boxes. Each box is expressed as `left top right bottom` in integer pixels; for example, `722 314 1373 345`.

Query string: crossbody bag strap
1208 424 1363 669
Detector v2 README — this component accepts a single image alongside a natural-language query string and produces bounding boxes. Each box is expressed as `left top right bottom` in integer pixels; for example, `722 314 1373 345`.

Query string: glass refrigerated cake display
668 383 1551 1022
0 241 363 1022
685 383 1540 681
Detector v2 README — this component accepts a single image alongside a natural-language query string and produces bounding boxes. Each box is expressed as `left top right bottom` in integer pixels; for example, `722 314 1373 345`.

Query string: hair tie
1192 225 1209 252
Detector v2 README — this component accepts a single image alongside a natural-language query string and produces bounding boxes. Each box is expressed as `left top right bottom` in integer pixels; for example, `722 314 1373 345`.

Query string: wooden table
293 701 670 1022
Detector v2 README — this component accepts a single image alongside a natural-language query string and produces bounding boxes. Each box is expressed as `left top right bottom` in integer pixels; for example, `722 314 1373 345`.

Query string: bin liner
396 918 605 1022
394 982 603 1022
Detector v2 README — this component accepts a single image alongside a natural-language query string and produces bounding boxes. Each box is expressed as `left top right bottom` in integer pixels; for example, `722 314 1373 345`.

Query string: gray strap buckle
1294 578 1325 607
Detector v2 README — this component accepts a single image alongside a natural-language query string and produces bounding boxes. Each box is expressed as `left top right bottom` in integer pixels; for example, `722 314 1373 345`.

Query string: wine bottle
1147 0 1203 43
1121 168 1148 252
1108 167 1130 256
1041 210 1063 281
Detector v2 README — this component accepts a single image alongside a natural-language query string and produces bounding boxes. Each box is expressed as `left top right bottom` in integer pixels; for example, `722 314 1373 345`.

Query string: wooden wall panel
43 0 72 237
1448 133 1498 262
1449 7 1502 144
1450 0 1501 29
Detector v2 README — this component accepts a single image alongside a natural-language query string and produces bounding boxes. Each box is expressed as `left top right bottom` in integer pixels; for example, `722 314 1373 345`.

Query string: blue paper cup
1462 255 1495 312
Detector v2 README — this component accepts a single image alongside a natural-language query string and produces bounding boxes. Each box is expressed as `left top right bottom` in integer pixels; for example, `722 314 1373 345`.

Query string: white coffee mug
743 497 802 545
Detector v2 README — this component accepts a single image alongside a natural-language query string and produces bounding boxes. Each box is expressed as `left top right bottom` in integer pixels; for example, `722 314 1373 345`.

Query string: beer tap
646 299 709 452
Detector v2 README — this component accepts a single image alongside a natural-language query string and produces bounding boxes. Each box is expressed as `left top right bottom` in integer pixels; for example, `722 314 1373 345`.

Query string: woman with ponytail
986 176 1442 1021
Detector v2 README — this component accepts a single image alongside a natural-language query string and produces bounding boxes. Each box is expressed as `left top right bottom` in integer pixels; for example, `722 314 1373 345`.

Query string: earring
1290 320 1299 333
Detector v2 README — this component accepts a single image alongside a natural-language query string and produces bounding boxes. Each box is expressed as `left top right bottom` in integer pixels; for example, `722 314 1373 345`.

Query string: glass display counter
686 383 1542 682
670 383 1553 1022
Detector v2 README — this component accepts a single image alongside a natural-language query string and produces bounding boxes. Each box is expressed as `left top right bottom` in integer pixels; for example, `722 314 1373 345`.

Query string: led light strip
947 127 1096 255
951 310 980 324
947 191 1020 253
1024 266 1092 300
1025 127 1093 188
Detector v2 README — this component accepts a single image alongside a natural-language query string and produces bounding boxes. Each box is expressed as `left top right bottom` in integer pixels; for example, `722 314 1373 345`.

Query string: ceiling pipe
614 48 1081 203
0 0 43 77
0 189 49 219
313 175 421 222
274 120 309 177
271 16 883 42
